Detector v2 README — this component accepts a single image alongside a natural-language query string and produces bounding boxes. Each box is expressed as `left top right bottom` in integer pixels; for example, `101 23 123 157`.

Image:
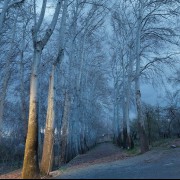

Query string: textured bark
22 1 62 178
22 0 46 175
22 50 41 179
40 1 67 174
40 128 54 175
40 70 55 175
136 90 149 153
22 121 39 179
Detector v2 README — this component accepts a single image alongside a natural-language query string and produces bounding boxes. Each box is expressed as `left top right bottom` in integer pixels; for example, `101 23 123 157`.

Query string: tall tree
22 0 62 178
40 0 68 175
135 0 149 153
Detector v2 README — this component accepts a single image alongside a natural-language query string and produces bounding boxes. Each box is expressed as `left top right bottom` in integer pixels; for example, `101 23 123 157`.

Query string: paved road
56 147 180 179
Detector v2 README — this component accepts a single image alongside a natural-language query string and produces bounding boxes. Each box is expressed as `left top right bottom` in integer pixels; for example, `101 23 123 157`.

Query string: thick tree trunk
22 50 42 179
136 89 149 153
40 49 64 173
22 1 62 178
40 0 67 174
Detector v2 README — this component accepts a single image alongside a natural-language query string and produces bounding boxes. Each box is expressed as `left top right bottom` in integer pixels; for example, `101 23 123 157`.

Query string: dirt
0 170 22 179
55 141 180 179
61 143 130 169
1 139 180 179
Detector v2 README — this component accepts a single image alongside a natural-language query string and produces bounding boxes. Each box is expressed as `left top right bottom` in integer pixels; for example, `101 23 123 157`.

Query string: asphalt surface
55 146 180 179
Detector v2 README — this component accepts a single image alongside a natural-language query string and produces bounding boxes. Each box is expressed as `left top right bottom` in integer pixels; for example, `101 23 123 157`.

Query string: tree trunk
40 68 55 175
135 1 149 153
126 48 134 149
40 0 67 174
22 49 42 179
135 89 149 153
22 1 62 178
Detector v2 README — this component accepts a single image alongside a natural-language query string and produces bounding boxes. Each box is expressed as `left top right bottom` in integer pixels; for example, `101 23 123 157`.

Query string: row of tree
0 0 111 178
110 0 180 152
0 0 180 179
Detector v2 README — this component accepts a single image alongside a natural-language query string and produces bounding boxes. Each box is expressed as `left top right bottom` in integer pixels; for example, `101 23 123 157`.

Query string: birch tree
40 0 68 175
110 0 180 152
22 0 62 178
134 0 149 153
111 2 135 149
134 0 180 153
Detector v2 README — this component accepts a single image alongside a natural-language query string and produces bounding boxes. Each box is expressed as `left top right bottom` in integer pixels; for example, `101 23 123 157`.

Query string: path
61 143 128 169
55 143 180 179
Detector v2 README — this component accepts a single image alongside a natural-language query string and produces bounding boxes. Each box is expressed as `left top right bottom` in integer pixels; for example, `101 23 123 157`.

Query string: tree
22 0 62 178
134 0 149 153
0 0 25 33
0 0 25 140
40 0 68 175
110 0 180 153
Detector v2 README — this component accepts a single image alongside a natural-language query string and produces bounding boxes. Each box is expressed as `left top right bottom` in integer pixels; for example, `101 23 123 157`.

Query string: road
55 143 180 179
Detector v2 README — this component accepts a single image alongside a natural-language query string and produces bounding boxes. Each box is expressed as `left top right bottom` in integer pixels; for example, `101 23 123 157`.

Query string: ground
53 139 180 179
54 146 180 179
0 139 180 179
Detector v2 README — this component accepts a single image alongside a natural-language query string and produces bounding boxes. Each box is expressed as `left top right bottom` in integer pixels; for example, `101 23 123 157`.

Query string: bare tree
40 0 68 175
22 0 62 178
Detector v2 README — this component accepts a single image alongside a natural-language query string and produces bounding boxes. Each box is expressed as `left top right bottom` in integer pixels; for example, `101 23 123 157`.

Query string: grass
124 138 180 156
58 166 68 173
125 146 140 156
151 138 180 148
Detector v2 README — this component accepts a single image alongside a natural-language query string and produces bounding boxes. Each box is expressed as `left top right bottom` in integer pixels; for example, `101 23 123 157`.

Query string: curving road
55 144 180 179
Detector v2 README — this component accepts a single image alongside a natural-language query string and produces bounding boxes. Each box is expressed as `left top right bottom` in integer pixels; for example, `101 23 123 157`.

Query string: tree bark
40 69 55 175
22 1 62 178
22 49 42 179
40 0 67 175
135 1 149 153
